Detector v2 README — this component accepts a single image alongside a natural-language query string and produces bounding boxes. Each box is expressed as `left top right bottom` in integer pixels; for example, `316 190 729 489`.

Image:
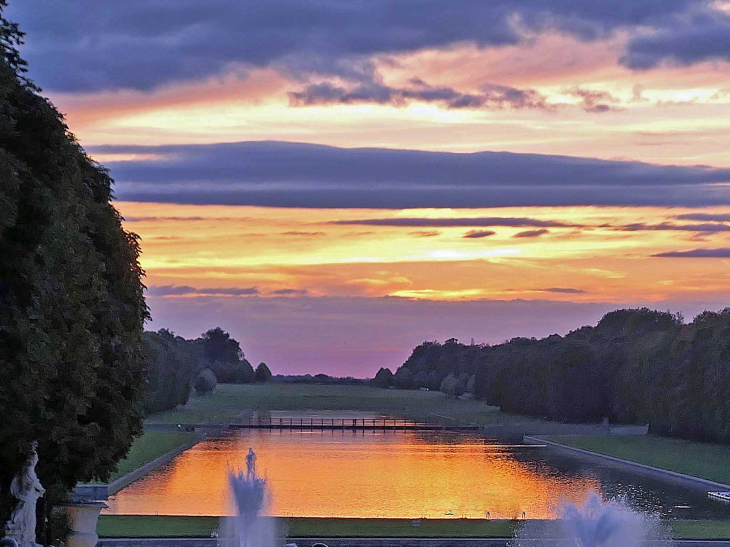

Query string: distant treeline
273 373 367 385
382 308 730 443
142 327 271 414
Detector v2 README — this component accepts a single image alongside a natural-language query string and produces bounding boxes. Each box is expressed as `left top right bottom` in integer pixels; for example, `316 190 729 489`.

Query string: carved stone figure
5 443 44 547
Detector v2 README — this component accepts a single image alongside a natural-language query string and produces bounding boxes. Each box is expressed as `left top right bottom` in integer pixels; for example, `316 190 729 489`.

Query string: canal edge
74 433 205 500
523 435 730 492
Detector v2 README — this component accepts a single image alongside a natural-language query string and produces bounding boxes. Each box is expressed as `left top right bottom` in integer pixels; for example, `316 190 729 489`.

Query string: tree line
1 3 146 537
143 326 272 414
378 308 730 443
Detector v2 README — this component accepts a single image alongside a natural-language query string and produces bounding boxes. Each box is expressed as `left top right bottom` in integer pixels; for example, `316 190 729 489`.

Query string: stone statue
5 443 44 547
245 447 257 478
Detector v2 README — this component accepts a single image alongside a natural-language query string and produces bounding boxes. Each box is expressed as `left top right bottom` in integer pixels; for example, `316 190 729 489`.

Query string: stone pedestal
61 502 107 547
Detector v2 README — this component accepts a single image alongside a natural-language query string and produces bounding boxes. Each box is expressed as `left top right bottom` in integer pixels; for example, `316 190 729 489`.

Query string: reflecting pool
104 428 729 520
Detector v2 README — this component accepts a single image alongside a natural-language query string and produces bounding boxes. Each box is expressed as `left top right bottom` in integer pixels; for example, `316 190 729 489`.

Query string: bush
194 368 217 394
255 362 272 382
373 367 394 388
440 374 459 397
211 359 254 383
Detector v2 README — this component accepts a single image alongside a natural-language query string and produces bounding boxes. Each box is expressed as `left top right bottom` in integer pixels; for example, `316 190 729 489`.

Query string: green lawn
672 520 730 539
95 430 198 484
98 516 218 538
96 516 517 538
96 515 730 539
147 383 546 429
547 434 730 486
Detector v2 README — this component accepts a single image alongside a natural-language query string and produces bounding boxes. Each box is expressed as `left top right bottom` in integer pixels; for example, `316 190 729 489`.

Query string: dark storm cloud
463 230 497 239
6 1 721 92
622 10 730 69
289 81 552 111
514 229 550 238
91 141 730 208
147 285 259 296
653 248 730 258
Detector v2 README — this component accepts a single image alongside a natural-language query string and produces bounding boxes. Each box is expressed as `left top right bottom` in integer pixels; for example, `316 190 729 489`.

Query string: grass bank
547 434 730 486
94 430 198 484
147 383 545 429
96 515 730 540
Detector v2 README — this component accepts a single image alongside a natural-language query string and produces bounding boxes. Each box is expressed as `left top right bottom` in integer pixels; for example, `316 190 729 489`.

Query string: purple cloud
147 285 259 296
653 248 730 258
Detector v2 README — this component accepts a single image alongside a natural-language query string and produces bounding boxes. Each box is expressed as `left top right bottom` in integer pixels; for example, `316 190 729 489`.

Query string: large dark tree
142 329 196 414
255 362 272 383
0 2 147 532
202 327 243 364
372 367 394 388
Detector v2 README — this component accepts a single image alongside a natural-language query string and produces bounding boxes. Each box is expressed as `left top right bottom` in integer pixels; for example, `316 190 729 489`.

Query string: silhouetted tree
142 329 196 414
395 307 730 443
202 327 243 364
394 367 414 389
255 362 272 382
373 367 394 388
0 3 147 531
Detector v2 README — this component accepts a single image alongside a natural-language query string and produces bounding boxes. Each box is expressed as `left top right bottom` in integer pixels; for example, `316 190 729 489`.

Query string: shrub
194 368 217 394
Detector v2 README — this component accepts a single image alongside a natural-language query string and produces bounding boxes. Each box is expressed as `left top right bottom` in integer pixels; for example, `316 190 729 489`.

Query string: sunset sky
9 1 730 375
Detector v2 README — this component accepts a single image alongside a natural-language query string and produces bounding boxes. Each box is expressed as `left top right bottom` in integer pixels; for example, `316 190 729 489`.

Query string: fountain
512 492 672 547
222 448 280 547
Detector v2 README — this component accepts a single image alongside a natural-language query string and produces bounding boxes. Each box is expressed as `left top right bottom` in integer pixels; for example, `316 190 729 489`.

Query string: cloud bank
8 1 729 92
93 141 730 208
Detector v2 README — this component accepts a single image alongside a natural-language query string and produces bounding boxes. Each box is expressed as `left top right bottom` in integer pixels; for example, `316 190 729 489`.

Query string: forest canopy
393 308 730 443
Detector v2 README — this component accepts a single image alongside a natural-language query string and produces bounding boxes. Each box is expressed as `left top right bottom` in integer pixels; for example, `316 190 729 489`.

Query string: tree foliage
194 368 217 394
0 1 147 527
372 367 394 388
142 329 196 414
200 327 254 383
393 308 730 443
255 362 272 382
202 327 243 363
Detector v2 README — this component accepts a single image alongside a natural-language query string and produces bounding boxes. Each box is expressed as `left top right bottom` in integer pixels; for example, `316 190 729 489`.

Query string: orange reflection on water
104 430 599 519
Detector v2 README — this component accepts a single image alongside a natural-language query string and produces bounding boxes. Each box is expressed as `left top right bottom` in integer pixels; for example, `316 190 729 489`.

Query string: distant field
547 434 730 486
92 430 198 484
96 515 730 539
146 383 547 428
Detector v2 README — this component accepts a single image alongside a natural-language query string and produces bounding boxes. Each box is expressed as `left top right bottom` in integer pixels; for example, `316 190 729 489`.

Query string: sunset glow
9 1 730 375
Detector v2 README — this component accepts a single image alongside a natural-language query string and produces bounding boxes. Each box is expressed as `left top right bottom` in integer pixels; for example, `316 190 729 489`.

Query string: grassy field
94 430 198 484
548 434 730 486
147 383 546 428
96 515 730 539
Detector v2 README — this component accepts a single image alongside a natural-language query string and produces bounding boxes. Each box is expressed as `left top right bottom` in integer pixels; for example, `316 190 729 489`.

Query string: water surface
105 428 729 519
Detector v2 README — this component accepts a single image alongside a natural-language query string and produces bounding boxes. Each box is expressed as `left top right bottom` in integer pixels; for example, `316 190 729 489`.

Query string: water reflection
104 429 726 520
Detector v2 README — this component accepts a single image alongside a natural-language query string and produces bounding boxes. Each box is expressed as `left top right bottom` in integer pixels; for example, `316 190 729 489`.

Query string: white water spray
513 493 672 547
223 448 279 547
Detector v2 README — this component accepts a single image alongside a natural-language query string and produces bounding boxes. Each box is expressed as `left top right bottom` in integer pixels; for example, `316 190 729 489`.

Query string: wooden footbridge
228 418 481 431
